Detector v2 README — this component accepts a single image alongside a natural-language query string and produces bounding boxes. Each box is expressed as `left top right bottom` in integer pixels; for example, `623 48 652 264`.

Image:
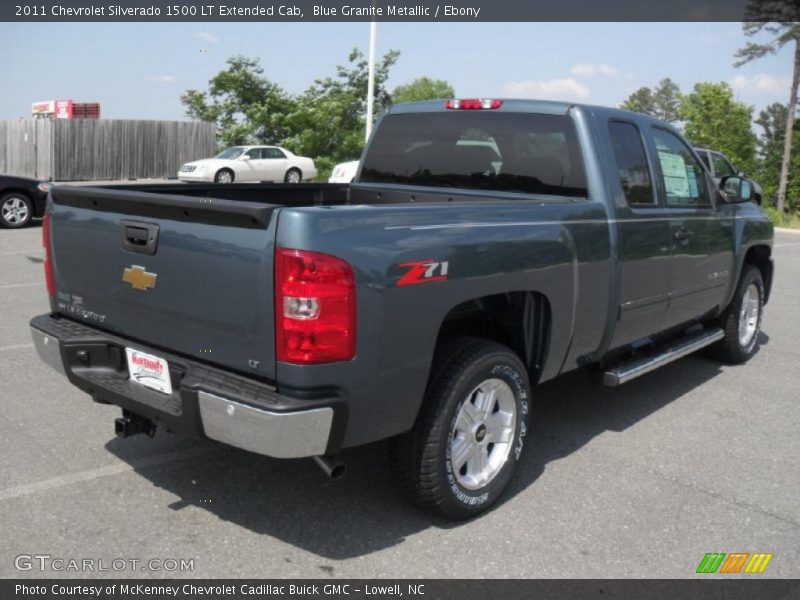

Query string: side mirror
719 175 752 204
240 155 251 161
737 170 747 178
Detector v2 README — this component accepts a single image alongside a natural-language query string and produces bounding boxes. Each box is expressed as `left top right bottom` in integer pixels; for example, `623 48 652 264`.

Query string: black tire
0 192 34 228
709 265 764 364
214 169 234 184
389 338 531 520
284 168 302 184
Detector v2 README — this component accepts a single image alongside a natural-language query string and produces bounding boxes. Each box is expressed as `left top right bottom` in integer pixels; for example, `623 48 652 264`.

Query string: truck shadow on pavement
104 350 754 562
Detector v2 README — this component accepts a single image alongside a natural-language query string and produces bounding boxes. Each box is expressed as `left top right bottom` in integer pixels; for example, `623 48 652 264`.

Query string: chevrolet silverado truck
30 99 773 519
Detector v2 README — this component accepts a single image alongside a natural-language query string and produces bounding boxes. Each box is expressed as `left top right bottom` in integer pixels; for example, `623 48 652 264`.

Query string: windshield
215 147 245 160
360 112 587 198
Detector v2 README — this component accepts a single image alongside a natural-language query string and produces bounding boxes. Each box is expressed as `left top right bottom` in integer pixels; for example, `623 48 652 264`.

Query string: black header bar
1 0 762 22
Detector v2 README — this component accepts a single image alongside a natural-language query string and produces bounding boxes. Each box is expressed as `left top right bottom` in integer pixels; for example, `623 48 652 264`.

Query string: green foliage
392 77 455 104
681 82 757 174
620 87 656 116
181 48 400 173
755 110 800 210
181 56 295 148
764 205 800 228
282 48 400 164
620 79 682 123
735 6 800 212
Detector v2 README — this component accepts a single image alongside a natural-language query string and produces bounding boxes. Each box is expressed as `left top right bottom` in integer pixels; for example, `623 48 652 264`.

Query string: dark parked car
695 147 762 205
0 174 51 228
30 99 773 519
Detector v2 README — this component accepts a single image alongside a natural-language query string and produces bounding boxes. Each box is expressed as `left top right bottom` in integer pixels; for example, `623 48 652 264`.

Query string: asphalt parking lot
1 224 798 579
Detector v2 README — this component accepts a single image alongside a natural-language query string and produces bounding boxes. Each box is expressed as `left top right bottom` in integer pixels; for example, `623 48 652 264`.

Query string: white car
178 146 317 184
328 160 359 183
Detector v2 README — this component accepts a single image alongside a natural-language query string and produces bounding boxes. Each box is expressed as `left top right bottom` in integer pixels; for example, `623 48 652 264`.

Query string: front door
650 128 735 329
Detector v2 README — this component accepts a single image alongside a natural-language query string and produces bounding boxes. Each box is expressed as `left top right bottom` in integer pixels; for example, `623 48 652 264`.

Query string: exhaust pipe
114 411 156 438
313 455 347 480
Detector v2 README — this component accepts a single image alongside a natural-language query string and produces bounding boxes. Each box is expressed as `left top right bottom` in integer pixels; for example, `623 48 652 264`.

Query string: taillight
42 213 55 297
275 248 356 364
445 99 503 110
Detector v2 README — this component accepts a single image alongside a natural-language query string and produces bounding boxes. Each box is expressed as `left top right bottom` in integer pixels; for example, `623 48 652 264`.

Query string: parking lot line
0 282 43 290
0 446 216 503
0 343 33 352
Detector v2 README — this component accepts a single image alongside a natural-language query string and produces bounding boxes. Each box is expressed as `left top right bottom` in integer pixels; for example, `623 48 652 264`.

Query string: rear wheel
284 168 302 184
389 338 531 520
709 265 764 364
0 193 33 228
214 169 234 184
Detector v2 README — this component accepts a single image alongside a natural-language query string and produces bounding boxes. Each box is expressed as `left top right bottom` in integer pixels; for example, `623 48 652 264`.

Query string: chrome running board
603 328 724 386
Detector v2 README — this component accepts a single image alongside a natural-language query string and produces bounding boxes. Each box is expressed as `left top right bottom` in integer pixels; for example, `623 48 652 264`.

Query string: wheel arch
743 244 773 304
1 187 34 202
434 291 552 384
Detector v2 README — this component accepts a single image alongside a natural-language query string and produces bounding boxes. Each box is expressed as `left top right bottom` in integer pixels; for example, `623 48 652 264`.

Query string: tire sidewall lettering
445 358 530 507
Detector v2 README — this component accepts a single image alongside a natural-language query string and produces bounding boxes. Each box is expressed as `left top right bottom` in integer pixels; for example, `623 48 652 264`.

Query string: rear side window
265 147 286 159
360 112 587 198
652 128 711 206
608 121 654 205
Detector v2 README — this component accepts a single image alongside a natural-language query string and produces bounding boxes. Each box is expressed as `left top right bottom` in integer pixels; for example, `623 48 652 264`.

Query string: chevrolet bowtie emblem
122 265 157 291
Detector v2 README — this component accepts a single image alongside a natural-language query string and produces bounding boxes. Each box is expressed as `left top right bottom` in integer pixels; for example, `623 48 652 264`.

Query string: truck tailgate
48 186 279 381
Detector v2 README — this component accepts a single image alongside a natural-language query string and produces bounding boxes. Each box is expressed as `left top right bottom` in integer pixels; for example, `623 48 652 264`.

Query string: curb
775 227 800 235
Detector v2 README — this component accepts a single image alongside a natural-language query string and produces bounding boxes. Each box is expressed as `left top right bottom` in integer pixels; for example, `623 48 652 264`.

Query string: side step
603 328 724 386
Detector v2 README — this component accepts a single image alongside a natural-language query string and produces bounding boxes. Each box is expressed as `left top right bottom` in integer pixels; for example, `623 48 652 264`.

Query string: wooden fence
0 119 216 181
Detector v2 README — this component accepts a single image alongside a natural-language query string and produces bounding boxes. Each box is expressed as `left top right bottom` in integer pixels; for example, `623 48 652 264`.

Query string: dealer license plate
125 348 173 395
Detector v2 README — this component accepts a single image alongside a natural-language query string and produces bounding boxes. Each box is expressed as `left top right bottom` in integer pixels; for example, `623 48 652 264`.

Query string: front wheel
214 169 234 184
709 265 764 364
389 338 531 520
284 168 302 184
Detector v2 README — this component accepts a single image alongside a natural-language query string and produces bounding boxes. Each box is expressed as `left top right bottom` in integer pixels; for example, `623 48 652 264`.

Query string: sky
0 22 794 129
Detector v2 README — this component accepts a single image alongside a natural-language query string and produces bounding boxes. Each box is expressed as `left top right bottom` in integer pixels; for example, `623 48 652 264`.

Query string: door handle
674 228 693 241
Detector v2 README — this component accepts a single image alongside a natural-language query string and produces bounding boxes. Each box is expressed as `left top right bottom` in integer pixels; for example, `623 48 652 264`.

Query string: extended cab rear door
604 119 672 350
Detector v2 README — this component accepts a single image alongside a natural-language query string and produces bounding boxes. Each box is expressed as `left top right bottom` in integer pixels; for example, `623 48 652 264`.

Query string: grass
764 206 800 229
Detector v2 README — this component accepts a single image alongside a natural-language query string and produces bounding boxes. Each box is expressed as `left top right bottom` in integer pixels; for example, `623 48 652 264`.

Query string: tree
392 77 455 104
620 79 682 123
652 78 683 123
620 87 656 116
756 105 800 210
735 2 800 212
754 103 789 204
681 82 757 173
181 56 294 147
281 48 400 169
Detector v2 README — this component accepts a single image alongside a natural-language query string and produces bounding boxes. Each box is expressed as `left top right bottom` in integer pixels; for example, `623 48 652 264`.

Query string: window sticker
658 151 690 198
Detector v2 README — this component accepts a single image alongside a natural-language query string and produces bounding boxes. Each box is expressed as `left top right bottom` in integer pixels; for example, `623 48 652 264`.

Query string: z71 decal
397 260 449 286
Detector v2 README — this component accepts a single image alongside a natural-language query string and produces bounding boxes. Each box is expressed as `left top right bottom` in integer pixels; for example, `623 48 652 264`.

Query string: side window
711 153 736 177
265 147 286 159
697 151 711 170
245 148 262 159
652 128 711 207
608 121 654 205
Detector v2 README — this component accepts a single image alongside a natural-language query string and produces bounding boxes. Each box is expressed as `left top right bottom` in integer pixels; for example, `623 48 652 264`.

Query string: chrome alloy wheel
738 283 760 348
450 378 517 490
216 170 233 184
2 196 29 225
286 169 301 183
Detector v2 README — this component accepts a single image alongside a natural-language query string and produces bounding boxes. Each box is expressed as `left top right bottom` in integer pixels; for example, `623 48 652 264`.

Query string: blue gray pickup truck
31 99 773 519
